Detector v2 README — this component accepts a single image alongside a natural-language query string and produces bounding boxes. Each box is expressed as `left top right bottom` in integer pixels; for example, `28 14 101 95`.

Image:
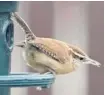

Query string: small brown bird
11 12 101 75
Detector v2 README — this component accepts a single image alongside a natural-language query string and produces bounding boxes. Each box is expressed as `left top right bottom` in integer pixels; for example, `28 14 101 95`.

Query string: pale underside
23 49 77 74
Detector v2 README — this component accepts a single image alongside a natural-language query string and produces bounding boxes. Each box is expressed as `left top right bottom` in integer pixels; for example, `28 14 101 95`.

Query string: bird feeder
0 1 55 95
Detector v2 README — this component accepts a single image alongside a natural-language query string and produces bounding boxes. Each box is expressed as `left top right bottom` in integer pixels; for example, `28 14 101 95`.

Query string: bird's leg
36 67 56 91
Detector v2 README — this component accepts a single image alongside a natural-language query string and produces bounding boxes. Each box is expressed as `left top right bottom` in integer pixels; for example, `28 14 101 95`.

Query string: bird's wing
31 38 70 64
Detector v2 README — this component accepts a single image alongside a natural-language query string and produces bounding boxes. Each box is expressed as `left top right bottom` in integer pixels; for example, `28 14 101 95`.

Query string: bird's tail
11 12 36 41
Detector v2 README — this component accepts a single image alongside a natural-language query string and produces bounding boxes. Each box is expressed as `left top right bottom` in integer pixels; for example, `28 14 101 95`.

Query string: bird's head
72 50 101 67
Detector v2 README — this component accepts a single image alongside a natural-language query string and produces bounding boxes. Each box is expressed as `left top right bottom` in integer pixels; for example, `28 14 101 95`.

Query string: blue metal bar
0 73 55 88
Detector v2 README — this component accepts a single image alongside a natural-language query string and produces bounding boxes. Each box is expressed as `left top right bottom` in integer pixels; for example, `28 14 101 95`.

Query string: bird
11 12 101 75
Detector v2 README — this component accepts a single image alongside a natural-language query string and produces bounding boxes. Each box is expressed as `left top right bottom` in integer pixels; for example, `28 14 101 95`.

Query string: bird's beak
14 41 25 48
83 57 101 67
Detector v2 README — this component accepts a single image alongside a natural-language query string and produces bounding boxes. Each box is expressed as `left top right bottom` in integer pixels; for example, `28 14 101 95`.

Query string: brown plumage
12 12 101 75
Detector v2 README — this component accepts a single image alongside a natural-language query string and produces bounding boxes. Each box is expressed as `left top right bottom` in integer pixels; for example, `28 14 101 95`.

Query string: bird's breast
23 47 76 74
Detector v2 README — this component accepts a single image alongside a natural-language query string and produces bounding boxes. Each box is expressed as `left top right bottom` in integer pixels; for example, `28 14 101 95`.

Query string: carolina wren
11 12 101 75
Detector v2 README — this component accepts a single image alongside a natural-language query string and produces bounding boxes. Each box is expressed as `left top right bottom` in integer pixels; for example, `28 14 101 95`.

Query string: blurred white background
11 1 104 95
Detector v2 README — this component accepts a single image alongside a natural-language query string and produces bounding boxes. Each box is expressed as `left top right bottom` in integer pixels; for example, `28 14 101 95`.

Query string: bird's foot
43 72 53 75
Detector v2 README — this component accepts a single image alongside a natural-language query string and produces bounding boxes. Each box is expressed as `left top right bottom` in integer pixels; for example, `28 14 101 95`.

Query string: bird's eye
80 57 84 60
